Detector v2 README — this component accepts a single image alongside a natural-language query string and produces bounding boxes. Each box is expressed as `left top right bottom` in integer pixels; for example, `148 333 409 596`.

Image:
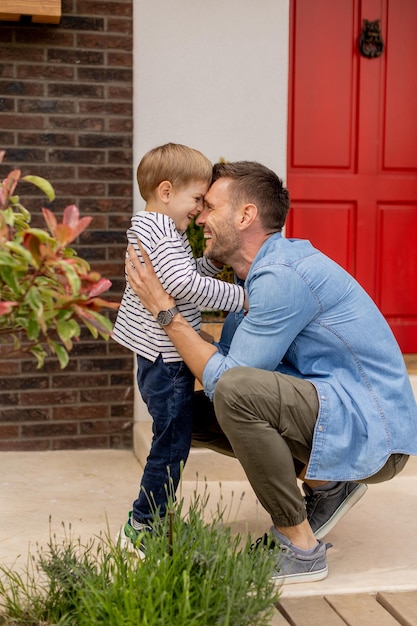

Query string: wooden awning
0 0 61 24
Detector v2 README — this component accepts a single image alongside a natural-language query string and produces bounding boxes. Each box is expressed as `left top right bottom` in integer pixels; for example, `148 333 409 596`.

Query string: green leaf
75 307 113 338
6 241 37 266
25 227 56 245
27 317 41 341
49 340 70 369
26 287 44 325
29 343 46 369
0 252 22 268
57 261 81 294
57 318 80 342
22 175 56 202
0 265 25 294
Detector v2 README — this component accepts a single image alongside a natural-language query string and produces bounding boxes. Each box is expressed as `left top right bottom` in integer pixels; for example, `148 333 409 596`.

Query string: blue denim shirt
202 233 417 481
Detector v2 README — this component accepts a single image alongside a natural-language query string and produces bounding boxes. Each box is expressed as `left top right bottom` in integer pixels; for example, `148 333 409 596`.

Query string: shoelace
249 533 278 553
303 489 329 520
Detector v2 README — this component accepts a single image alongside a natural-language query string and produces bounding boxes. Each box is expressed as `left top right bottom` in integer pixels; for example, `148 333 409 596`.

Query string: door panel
287 0 417 352
377 204 417 314
291 0 356 168
384 0 417 169
286 201 356 272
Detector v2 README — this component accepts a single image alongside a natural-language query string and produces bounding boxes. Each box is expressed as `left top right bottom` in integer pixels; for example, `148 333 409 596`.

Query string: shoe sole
314 483 368 540
272 564 328 586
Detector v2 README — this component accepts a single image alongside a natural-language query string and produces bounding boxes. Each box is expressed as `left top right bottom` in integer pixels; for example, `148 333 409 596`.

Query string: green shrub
0 152 119 368
0 491 281 625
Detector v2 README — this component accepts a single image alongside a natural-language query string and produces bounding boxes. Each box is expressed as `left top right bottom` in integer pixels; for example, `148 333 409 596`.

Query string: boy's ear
157 180 172 203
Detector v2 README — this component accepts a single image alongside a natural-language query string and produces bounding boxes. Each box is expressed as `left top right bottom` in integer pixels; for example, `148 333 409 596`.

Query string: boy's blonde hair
137 143 213 201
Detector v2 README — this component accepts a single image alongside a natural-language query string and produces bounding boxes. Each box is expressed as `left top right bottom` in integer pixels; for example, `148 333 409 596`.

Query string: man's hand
126 241 174 317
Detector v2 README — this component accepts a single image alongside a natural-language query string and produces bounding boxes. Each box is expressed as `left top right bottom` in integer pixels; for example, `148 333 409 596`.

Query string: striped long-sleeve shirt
112 211 244 362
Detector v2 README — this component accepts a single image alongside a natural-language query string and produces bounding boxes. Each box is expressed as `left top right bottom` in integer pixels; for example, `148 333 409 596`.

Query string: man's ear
238 203 258 230
157 180 172 204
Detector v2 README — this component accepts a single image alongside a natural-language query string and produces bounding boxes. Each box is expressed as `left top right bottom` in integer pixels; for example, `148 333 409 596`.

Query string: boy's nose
196 206 208 225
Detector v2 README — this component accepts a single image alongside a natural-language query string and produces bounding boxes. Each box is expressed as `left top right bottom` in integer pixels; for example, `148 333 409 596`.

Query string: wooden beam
0 1 61 24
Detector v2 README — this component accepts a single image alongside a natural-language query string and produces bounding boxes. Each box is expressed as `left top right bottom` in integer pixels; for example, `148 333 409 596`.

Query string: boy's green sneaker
115 511 152 558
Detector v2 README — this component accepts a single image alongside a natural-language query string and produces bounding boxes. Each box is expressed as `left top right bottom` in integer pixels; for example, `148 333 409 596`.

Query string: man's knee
214 367 248 409
214 367 259 433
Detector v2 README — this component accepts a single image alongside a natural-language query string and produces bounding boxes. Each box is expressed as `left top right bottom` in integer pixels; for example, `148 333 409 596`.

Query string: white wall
133 0 290 209
132 0 290 421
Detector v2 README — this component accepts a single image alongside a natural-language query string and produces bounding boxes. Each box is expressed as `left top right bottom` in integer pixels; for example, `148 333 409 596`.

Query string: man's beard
204 226 240 267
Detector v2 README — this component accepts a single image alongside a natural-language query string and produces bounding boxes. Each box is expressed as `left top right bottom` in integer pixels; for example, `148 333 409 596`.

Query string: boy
112 143 246 550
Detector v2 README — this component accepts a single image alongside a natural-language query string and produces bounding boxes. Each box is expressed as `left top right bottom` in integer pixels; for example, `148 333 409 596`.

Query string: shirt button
321 395 326 400
318 425 323 431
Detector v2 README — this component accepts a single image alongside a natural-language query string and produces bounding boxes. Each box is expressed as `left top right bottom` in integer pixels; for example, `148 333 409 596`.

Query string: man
126 160 417 584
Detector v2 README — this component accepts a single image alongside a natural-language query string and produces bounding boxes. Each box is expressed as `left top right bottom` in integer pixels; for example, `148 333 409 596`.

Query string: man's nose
196 206 209 225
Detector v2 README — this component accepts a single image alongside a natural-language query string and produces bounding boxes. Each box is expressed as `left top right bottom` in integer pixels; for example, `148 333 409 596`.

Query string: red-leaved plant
0 151 119 368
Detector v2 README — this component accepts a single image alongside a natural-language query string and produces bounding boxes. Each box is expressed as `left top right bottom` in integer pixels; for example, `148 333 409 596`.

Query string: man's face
196 178 241 265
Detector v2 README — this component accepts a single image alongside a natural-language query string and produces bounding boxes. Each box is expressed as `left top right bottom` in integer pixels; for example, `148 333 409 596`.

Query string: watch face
157 310 172 326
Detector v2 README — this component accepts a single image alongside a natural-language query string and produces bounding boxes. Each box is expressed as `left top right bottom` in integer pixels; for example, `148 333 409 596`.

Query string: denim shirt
202 233 417 481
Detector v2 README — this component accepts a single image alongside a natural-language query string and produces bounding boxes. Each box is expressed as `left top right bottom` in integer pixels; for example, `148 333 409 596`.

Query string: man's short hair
212 161 290 231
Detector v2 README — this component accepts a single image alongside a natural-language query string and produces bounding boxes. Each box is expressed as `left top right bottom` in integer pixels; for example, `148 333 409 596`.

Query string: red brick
0 46 45 62
52 373 108 389
52 435 109 450
80 387 133 403
76 2 132 19
18 99 76 114
0 425 19 438
79 100 132 115
0 114 44 129
0 361 20 375
76 33 132 51
53 405 110 420
107 118 133 132
48 49 104 65
80 419 130 435
108 84 132 99
15 29 74 47
0 81 44 96
22 422 78 438
19 390 79 405
107 18 133 35
48 82 103 98
78 165 132 180
18 132 76 147
0 439 49 451
107 182 133 196
0 408 50 422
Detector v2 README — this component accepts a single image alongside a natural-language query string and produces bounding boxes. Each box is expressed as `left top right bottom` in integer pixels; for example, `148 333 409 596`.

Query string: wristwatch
156 306 180 327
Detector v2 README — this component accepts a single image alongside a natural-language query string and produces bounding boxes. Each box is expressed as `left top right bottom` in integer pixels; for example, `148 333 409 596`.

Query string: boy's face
168 180 209 232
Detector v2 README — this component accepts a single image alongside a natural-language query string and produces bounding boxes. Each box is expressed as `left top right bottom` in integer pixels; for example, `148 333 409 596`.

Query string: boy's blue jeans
132 354 195 524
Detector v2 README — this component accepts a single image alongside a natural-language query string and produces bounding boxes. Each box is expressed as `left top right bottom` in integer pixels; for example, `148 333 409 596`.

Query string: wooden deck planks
377 591 417 626
270 591 417 626
277 596 346 625
326 593 401 625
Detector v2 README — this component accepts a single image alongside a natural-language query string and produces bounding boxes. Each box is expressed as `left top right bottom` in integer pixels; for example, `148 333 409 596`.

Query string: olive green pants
192 367 408 527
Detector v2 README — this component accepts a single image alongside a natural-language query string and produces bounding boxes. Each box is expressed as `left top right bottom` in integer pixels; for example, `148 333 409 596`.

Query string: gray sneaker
251 531 330 585
303 481 368 540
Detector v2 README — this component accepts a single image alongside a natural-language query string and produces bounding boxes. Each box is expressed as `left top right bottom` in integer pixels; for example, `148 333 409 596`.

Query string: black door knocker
358 19 384 58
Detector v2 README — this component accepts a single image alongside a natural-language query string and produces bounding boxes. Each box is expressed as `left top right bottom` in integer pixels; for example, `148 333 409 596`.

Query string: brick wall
0 0 135 450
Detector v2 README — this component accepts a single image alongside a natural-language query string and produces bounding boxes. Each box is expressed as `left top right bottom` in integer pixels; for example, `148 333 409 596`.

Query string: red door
286 0 417 352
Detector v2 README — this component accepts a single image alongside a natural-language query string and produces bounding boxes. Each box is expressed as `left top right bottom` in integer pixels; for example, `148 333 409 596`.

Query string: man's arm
126 243 217 382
